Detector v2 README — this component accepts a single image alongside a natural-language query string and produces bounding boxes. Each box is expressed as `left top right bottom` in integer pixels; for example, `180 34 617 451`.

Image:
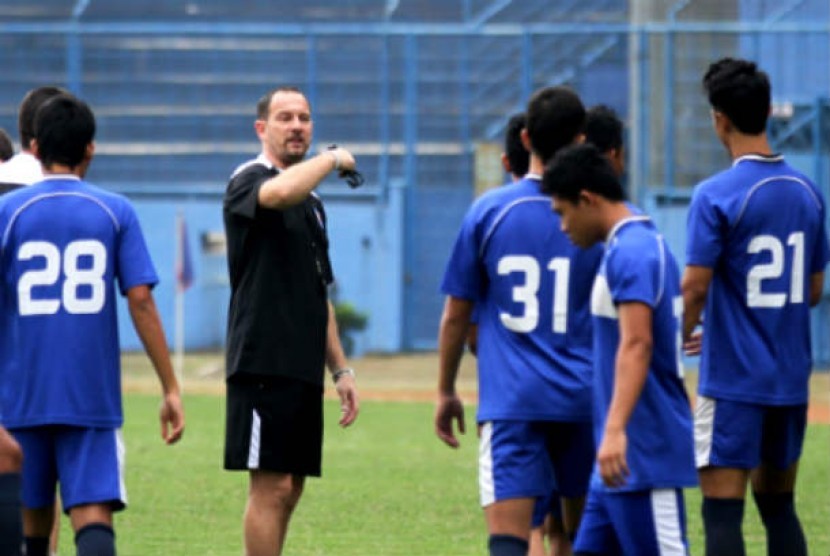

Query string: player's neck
43 163 83 177
602 201 634 239
727 134 772 160
528 154 545 176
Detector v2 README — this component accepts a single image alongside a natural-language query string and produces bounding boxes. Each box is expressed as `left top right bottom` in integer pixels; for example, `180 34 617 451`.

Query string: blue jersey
441 175 603 422
591 216 696 492
686 155 830 405
0 176 158 428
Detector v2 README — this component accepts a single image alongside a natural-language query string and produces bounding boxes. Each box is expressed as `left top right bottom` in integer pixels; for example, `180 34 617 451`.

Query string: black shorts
224 374 324 477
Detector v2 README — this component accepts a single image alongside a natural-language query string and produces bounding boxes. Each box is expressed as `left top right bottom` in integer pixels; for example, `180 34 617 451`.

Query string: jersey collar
525 172 542 181
732 153 784 167
606 215 651 244
41 174 81 182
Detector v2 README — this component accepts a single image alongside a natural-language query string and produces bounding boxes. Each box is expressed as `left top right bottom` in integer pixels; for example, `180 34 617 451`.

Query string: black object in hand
327 144 365 188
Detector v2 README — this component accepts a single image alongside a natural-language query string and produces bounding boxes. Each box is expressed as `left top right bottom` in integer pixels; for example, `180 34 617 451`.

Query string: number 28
17 240 107 316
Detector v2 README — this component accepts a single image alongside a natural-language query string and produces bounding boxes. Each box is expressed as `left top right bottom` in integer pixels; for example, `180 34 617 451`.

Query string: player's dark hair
256 86 307 120
18 86 69 150
584 105 623 153
504 112 529 177
542 143 624 203
703 57 770 135
0 128 12 162
34 94 96 168
525 86 585 164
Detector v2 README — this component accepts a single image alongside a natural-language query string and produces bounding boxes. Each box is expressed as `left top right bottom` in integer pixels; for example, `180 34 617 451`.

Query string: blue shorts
573 487 689 555
532 490 562 527
479 420 593 507
694 396 807 470
12 426 127 513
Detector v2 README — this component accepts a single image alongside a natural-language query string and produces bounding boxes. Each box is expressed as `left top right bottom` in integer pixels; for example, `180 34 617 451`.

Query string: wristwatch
332 367 355 383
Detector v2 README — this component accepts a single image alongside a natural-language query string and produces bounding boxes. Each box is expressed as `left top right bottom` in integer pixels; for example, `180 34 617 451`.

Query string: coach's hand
435 394 465 448
335 374 360 427
160 392 185 445
597 427 628 487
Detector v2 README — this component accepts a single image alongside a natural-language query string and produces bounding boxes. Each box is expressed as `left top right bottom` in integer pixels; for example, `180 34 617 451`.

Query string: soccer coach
222 86 360 556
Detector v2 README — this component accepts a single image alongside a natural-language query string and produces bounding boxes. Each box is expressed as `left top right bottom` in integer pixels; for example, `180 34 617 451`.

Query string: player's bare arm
127 284 185 445
681 264 713 342
324 300 360 427
599 301 653 488
435 296 473 448
257 148 355 210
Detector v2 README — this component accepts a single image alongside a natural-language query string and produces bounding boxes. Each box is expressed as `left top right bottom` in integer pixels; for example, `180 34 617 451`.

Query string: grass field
49 353 830 555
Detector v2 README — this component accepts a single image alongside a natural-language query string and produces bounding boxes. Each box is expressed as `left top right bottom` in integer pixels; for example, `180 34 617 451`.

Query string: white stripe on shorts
650 489 686 555
115 429 128 506
247 409 261 469
478 422 495 507
694 396 716 468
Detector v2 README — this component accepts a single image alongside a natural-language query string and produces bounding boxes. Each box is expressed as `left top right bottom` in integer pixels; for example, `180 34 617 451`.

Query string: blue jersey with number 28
442 176 603 422
686 155 830 405
0 176 158 428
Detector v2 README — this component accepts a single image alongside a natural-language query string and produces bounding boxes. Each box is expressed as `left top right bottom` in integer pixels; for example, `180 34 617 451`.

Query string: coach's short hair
256 86 307 120
703 57 771 135
18 85 69 151
585 105 623 153
525 86 585 164
34 94 96 168
504 112 529 177
0 128 12 162
542 143 624 203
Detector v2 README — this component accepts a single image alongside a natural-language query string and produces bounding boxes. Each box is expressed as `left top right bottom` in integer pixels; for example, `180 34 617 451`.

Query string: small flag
176 212 194 292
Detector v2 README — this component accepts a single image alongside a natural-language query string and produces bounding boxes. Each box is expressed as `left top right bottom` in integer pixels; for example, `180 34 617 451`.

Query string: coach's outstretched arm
435 296 473 448
257 147 355 210
127 284 186 445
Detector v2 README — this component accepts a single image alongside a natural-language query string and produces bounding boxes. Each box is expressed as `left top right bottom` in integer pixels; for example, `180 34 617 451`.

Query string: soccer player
584 104 625 179
222 86 360 556
435 86 600 556
543 143 696 555
682 58 830 556
0 86 67 195
0 94 185 556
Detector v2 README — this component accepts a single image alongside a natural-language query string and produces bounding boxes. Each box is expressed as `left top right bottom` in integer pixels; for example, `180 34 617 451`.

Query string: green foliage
56 395 829 555
334 301 368 356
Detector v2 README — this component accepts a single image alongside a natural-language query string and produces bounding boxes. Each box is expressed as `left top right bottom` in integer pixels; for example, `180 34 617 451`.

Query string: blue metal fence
0 0 828 360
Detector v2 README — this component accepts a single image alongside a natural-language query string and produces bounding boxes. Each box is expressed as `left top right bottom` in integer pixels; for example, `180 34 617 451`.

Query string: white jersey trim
480 196 551 257
478 422 495 507
247 409 262 469
1 191 121 253
116 429 129 507
694 396 716 469
591 273 618 319
230 153 276 179
650 489 687 555
733 175 822 229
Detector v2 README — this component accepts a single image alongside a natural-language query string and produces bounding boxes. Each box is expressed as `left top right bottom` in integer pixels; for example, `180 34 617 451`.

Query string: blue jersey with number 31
442 176 603 422
0 176 158 428
686 155 830 405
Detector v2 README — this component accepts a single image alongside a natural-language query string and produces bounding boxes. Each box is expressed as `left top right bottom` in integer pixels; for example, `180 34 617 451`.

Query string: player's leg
0 427 24 556
695 396 759 556
245 470 305 556
547 494 569 556
547 421 594 546
480 421 553 556
225 375 323 556
750 404 808 556
57 427 126 556
528 493 554 556
12 427 58 556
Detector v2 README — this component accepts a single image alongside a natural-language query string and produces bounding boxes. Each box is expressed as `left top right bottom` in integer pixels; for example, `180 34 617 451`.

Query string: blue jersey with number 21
442 176 603 422
686 155 830 405
0 176 158 428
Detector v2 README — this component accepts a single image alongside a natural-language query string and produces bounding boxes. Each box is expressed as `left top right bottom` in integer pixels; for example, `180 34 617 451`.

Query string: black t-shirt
223 157 334 385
